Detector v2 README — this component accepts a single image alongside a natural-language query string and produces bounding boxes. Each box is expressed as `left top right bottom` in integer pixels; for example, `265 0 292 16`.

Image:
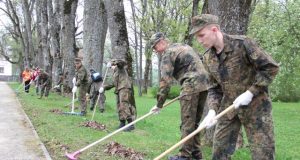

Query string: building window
0 67 4 73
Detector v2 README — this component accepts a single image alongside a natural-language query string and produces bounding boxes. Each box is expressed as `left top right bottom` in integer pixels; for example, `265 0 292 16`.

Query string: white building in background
0 56 13 81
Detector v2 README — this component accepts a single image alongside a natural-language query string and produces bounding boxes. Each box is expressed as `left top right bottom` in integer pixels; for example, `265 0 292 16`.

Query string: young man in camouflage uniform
149 32 209 160
101 59 136 131
88 69 106 113
73 58 89 116
191 14 279 160
37 69 51 99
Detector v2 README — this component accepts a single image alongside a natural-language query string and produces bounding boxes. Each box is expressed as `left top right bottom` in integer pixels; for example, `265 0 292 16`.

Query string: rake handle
154 104 235 160
78 95 181 153
91 66 109 121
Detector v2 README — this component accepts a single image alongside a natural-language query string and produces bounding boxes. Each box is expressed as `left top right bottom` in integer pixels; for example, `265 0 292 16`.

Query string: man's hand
150 105 161 115
233 90 254 109
106 62 112 68
72 86 77 93
53 85 60 89
72 77 76 85
199 109 217 129
99 87 104 93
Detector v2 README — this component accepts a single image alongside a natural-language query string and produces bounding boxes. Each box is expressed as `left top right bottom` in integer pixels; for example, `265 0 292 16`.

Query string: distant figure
102 59 136 132
88 69 106 113
37 69 51 99
31 67 41 95
22 67 32 93
53 72 64 93
72 58 89 116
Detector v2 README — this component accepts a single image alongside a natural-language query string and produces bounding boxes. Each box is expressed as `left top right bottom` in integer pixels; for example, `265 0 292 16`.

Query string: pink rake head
65 151 81 160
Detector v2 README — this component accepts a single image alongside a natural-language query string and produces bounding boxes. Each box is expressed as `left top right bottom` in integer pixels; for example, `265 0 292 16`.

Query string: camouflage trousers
90 92 106 110
78 84 89 112
116 88 136 121
213 94 275 160
179 90 207 158
40 83 51 97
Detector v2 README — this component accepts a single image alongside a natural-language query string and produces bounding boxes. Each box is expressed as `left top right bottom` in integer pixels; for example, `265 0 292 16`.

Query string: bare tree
183 0 200 46
83 0 107 74
41 0 52 74
35 0 43 68
21 0 35 67
48 0 62 85
61 0 78 92
129 0 142 96
0 0 32 70
104 0 133 76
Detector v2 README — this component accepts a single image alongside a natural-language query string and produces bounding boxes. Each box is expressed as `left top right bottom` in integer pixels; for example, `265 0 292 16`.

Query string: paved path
0 82 52 160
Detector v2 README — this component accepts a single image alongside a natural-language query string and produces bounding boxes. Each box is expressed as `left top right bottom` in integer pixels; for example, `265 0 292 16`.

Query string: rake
154 104 235 160
65 95 182 160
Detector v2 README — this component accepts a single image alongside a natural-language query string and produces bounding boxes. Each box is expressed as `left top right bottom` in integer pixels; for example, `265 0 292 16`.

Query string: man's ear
212 26 218 32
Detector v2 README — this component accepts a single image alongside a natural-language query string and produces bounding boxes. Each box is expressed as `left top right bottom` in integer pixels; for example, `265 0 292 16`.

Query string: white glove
99 87 104 93
72 86 77 93
72 77 76 85
200 109 217 129
106 62 112 68
233 90 254 109
53 85 60 89
150 105 161 115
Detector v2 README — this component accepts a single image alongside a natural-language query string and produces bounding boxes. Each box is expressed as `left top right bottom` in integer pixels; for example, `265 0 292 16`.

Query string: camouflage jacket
105 67 133 94
75 65 89 87
203 34 279 113
156 43 210 108
37 72 50 85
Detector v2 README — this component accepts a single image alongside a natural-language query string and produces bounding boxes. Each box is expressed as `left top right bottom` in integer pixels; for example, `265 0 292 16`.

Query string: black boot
168 155 191 160
191 151 203 160
99 108 104 113
124 118 135 132
90 106 94 111
80 111 86 116
118 120 126 129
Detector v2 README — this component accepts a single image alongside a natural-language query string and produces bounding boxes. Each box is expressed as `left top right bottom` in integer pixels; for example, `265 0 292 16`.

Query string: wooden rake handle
91 66 110 121
79 95 181 153
154 104 235 160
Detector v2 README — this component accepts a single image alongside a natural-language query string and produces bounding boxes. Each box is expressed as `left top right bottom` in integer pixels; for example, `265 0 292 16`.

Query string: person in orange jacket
22 67 32 93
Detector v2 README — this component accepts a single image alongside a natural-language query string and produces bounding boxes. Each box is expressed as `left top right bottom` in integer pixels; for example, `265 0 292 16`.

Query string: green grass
9 82 300 160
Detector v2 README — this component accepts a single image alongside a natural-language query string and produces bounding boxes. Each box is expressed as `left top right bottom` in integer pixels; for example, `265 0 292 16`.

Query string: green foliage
150 85 181 99
248 1 300 102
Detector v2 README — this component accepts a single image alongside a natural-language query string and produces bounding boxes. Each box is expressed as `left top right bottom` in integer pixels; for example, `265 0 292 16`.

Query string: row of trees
0 0 299 101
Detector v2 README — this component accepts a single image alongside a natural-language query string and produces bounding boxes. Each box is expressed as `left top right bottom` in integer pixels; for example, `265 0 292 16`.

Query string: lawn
9 82 300 160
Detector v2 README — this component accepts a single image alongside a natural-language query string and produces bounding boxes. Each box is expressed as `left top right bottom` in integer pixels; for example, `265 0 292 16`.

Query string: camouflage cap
190 14 219 35
74 57 82 63
111 59 126 68
149 32 165 48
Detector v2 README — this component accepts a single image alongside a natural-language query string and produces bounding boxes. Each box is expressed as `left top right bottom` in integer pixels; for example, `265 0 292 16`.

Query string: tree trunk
202 0 252 35
48 0 62 85
21 0 34 67
129 0 142 96
41 0 51 73
104 0 133 77
183 0 200 45
201 0 253 148
61 0 78 92
83 0 107 74
35 0 43 68
143 42 151 93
